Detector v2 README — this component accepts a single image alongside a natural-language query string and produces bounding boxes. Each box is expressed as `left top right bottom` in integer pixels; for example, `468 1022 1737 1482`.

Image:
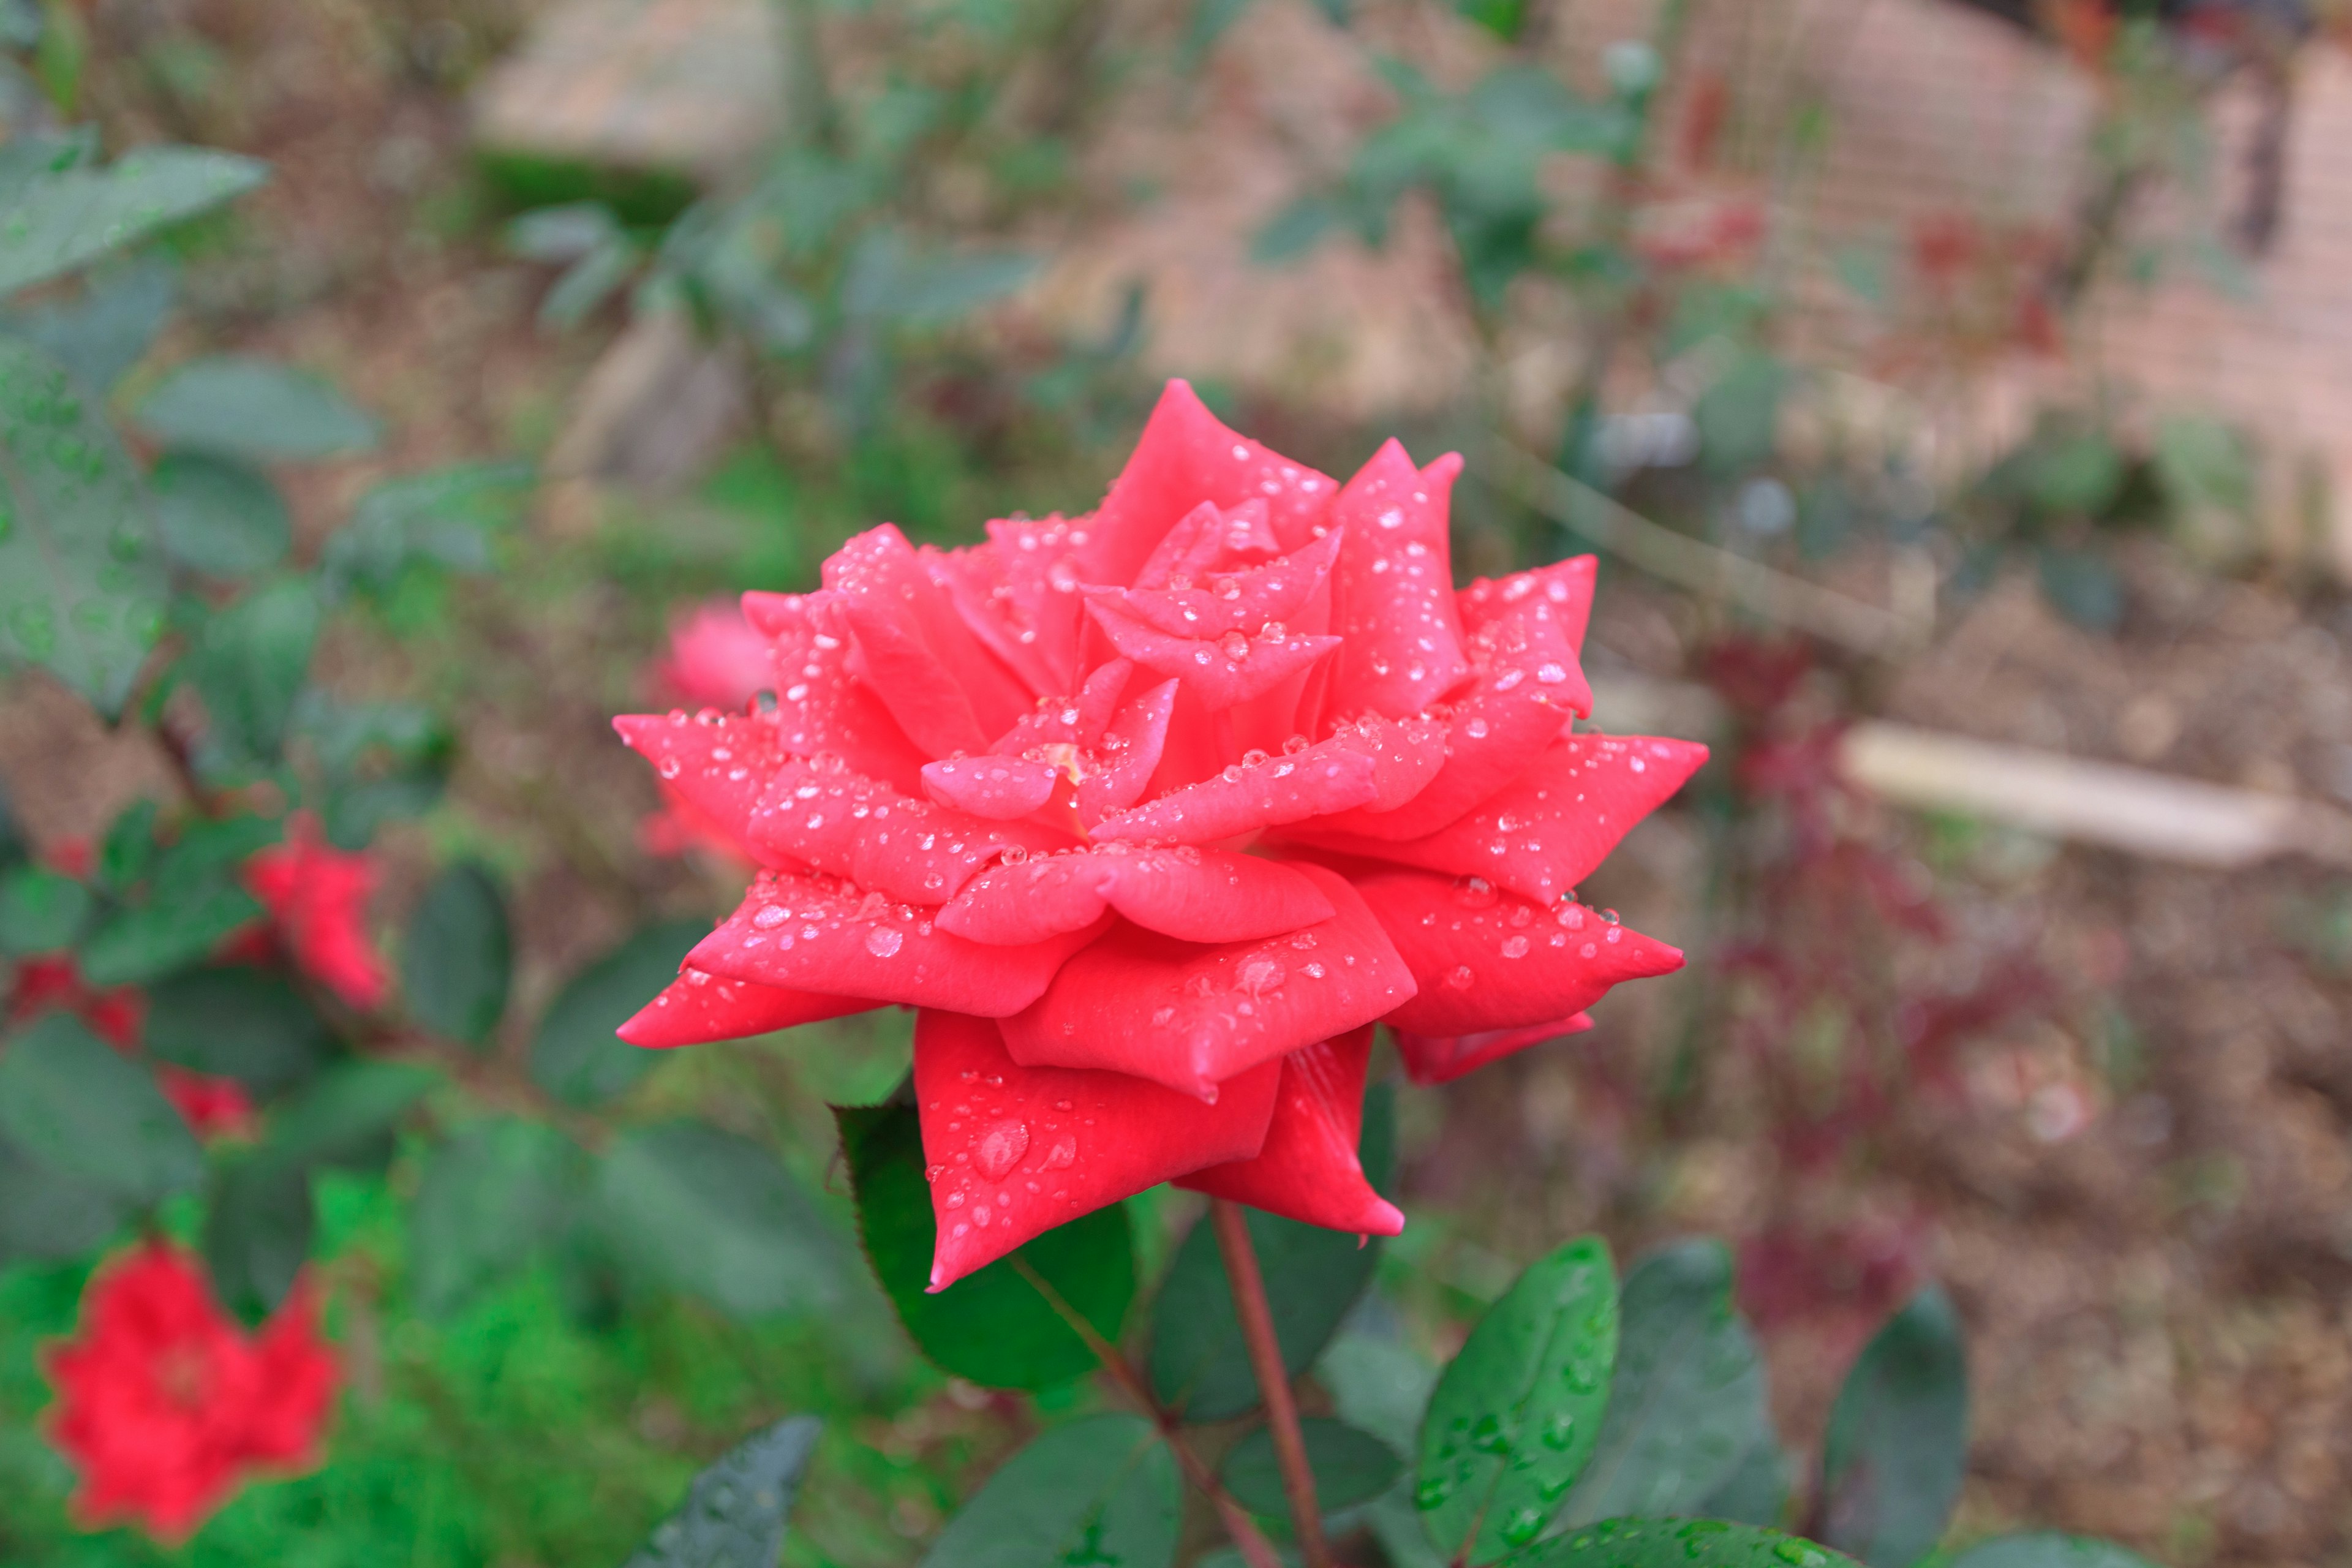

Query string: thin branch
1209 1199 1330 1568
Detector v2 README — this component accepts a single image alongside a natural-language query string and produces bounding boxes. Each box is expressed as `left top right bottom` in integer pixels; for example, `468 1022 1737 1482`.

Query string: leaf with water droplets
1942 1534 2158 1568
1819 1286 1969 1567
1496 1517 1858 1568
622 1414 823 1568
0 336 165 716
836 1098 1136 1391
1417 1235 1618 1566
1556 1241 1771 1529
0 146 266 298
918 1414 1178 1568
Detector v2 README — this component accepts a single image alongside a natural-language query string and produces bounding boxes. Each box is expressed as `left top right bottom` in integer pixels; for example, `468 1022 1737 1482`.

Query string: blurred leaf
184 575 320 762
1943 1536 2156 1568
77 870 259 987
401 861 511 1047
132 355 380 462
842 229 1038 326
836 1101 1134 1392
203 1154 314 1325
0 1012 203 1205
1420 1236 1618 1564
0 1127 126 1262
1694 1440 1790 1529
505 201 624 263
97 797 158 892
541 241 638 331
1224 1417 1400 1516
0 128 95 201
1149 1205 1381 1422
320 461 531 600
1694 352 1787 475
323 766 446 849
412 1118 584 1318
149 812 279 892
0 786 22 865
1502 1519 1855 1568
0 145 266 298
0 336 167 716
1322 1328 1438 1453
151 451 292 578
1559 1240 1768 1527
1253 194 1339 265
144 967 333 1095
260 1058 437 1173
2034 547 2123 633
529 918 701 1106
1819 1286 1968 1568
2152 415 2253 517
1184 0 1253 64
0 864 91 953
623 1414 823 1568
596 1121 842 1319
1 256 175 392
918 1415 1178 1568
1455 0 1527 39
2020 433 2123 518
290 693 445 773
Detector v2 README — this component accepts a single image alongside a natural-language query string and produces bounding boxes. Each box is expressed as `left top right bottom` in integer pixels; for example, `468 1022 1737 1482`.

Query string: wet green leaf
0 145 265 298
623 1415 823 1568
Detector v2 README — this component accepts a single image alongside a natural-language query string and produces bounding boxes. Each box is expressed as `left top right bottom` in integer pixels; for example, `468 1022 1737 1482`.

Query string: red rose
45 1243 337 1541
241 813 390 1012
612 383 1703 1287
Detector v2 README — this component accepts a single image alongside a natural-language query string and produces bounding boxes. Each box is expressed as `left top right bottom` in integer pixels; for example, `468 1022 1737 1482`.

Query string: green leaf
623 1415 824 1568
1694 1440 1790 1529
529 918 701 1106
918 1414 1179 1568
77 876 262 987
1224 1417 1401 1516
841 229 1038 325
97 797 159 892
260 1058 437 1173
506 202 624 263
2035 547 2123 633
1694 352 1787 475
319 461 531 600
0 863 91 953
0 1012 203 1205
401 861 511 1047
143 967 332 1095
541 241 638 331
836 1101 1134 1392
202 1155 314 1325
0 336 167 715
323 766 446 848
1819 1286 1969 1568
1943 1535 2157 1568
132 355 379 462
1 255 175 393
151 451 292 578
185 575 320 762
411 1117 584 1318
0 1127 127 1262
1501 1518 1855 1568
1420 1236 1618 1563
1148 1205 1381 1422
0 145 266 298
1253 194 1339 265
1558 1240 1768 1528
595 1121 842 1319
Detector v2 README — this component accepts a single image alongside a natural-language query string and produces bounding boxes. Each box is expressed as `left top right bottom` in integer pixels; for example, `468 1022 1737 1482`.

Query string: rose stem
1209 1197 1333 1568
1011 1256 1286 1568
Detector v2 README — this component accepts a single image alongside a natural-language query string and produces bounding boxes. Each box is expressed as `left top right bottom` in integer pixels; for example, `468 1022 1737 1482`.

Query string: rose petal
1176 1026 1403 1234
920 755 1061 820
1134 497 1283 587
691 870 1101 1017
1323 711 1448 812
1000 864 1415 1098
825 525 1033 751
1087 596 1341 710
1298 733 1708 904
1325 442 1474 718
916 1009 1281 1289
1349 868 1683 1035
992 660 1136 755
654 601 774 712
1108 524 1341 641
933 851 1117 945
1389 1013 1594 1086
749 757 1074 905
1075 677 1178 823
619 969 878 1047
743 589 931 793
1090 737 1379 845
615 709 788 864
1460 556 1596 654
932 516 1095 699
938 845 1334 947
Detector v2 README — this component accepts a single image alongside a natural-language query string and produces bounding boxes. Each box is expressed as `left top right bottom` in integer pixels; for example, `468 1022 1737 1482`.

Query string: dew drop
974 1120 1030 1181
1445 965 1475 990
865 927 905 957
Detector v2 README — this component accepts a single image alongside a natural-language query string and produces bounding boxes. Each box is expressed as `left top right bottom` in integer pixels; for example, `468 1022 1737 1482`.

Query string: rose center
151 1344 213 1411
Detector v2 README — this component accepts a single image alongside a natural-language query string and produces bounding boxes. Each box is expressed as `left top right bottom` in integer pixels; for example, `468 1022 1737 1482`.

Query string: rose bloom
614 383 1704 1288
45 1244 337 1540
241 813 390 1012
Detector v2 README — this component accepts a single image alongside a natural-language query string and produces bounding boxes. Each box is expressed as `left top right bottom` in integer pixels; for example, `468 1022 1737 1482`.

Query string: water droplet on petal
974 1120 1030 1181
866 927 905 957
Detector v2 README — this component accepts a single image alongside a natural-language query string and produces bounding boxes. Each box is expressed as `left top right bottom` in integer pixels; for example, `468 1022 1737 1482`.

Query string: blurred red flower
241 814 389 1012
45 1245 337 1542
613 383 1702 1287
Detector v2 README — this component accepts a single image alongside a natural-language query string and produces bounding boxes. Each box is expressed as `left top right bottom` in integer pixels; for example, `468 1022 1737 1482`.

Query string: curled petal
1177 1027 1403 1235
1389 1013 1594 1086
1325 442 1474 718
615 709 788 864
837 593 993 759
1135 497 1283 587
1075 676 1177 822
1110 523 1342 640
1091 737 1378 846
750 758 1074 905
932 516 1096 699
1301 733 1708 905
1000 864 1415 1098
1323 711 1447 812
691 870 1101 1017
921 755 1061 820
743 589 930 792
1458 556 1597 654
916 1009 1281 1289
940 846 1336 948
620 969 877 1047
935 851 1116 945
1350 867 1683 1036
654 600 774 711
825 525 1033 750
1087 596 1340 709
992 660 1135 755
